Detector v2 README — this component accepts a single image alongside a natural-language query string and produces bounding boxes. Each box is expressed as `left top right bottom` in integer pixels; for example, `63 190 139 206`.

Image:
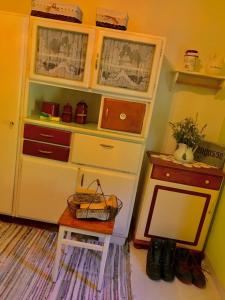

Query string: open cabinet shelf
172 69 225 90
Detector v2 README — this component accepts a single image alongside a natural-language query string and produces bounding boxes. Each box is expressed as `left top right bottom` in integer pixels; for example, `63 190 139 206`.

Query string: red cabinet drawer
24 124 71 146
151 165 223 190
23 140 70 162
100 98 146 134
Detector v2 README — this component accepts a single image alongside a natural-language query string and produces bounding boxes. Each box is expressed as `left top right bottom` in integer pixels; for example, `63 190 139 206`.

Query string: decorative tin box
99 97 146 134
96 8 128 30
31 0 83 23
195 140 225 169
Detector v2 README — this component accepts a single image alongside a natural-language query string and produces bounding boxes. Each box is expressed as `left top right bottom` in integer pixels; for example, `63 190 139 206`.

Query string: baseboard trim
204 254 225 300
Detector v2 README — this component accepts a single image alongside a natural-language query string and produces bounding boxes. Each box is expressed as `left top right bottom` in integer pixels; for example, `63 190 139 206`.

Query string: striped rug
0 221 132 300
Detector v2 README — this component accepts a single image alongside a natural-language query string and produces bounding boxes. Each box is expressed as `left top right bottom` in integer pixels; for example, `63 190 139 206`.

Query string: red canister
61 103 73 123
41 101 60 117
74 101 88 124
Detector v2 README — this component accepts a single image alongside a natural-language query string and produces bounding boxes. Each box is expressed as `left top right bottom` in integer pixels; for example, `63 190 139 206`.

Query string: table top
58 207 115 235
147 152 224 177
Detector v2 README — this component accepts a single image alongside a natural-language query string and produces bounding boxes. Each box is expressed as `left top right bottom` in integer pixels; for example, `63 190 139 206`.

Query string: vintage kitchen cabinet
0 12 28 215
134 152 224 251
16 16 165 245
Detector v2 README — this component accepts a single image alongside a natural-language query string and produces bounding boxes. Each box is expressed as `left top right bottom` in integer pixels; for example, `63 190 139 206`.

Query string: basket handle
86 178 105 196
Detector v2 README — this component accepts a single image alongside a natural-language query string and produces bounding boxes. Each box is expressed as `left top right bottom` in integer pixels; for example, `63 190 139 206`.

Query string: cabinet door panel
30 18 95 88
77 167 136 238
0 13 28 214
17 156 78 223
72 133 143 173
92 30 165 99
134 175 219 251
145 185 210 244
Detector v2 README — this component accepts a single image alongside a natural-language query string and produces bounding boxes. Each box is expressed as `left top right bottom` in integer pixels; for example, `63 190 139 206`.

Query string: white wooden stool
52 208 114 291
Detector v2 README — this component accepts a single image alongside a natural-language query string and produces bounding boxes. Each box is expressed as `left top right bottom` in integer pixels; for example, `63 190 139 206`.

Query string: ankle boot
175 248 192 284
146 238 164 280
162 239 176 282
189 253 206 288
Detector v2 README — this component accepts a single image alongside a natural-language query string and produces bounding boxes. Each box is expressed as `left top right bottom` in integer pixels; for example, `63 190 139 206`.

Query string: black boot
146 238 164 280
162 239 176 282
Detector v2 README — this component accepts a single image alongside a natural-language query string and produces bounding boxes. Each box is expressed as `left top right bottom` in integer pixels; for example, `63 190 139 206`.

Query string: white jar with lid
184 50 199 72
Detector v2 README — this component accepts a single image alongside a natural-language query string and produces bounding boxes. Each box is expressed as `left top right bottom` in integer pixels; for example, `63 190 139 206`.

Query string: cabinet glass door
30 18 95 88
36 27 88 81
92 30 164 99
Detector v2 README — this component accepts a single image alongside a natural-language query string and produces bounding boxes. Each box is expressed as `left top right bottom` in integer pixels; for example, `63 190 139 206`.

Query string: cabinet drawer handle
205 180 210 185
38 150 53 155
40 133 54 138
165 172 170 177
99 143 114 149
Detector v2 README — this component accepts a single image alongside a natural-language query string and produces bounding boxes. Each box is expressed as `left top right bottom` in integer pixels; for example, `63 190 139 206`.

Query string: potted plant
169 115 207 163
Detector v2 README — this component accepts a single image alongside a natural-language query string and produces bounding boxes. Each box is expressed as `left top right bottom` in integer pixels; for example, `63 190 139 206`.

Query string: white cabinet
92 29 165 99
17 156 78 223
76 166 136 243
134 153 224 251
0 12 28 215
29 17 95 88
17 17 165 246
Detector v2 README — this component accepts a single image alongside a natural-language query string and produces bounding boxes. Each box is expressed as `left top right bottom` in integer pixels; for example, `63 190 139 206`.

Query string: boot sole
146 268 161 281
176 274 192 285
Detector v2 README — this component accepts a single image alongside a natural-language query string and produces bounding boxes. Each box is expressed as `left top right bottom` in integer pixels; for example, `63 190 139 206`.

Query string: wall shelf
171 69 225 90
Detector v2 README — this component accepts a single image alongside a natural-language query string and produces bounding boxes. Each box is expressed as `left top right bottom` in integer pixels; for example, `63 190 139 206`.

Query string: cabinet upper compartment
29 17 165 100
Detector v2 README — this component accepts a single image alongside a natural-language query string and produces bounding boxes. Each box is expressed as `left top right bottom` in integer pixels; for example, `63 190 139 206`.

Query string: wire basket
67 179 123 221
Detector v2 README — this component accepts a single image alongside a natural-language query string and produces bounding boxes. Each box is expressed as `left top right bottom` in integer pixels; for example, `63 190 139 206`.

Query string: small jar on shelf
74 101 88 124
61 103 73 123
184 50 199 72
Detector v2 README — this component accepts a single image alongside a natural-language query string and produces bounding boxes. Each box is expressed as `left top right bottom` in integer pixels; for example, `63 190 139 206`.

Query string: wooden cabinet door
0 12 28 215
17 156 78 223
100 97 146 134
29 17 95 88
77 166 136 240
92 29 165 100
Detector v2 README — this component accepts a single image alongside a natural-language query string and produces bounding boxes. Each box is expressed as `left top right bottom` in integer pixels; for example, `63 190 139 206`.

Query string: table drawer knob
166 172 170 177
205 180 210 185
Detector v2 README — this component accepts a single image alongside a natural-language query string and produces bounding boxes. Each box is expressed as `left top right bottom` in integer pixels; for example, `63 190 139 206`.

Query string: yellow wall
205 126 225 287
206 186 225 287
1 0 225 288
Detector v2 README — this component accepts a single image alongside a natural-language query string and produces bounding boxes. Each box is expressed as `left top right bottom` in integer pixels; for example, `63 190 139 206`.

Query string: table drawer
71 133 143 173
23 140 70 162
151 165 223 190
24 124 71 146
